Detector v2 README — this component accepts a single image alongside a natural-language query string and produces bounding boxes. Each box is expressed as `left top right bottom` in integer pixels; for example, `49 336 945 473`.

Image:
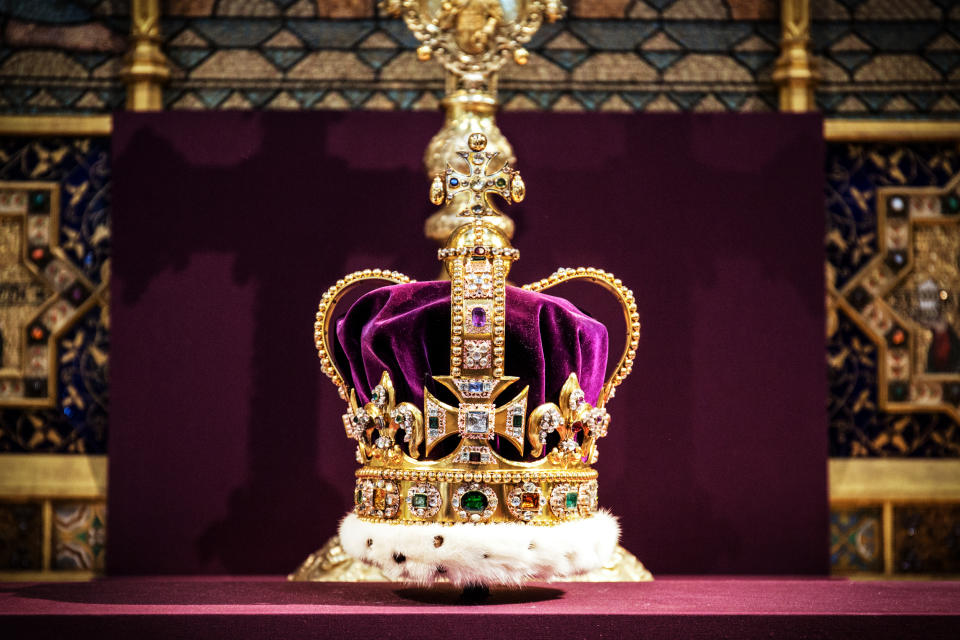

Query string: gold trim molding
824 120 960 142
829 458 960 502
0 454 107 499
0 115 112 137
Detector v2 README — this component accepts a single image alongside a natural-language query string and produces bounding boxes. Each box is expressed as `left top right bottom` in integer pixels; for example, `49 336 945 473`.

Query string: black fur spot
433 535 444 548
366 538 373 547
482 553 489 559
528 542 535 550
393 552 406 564
436 566 447 575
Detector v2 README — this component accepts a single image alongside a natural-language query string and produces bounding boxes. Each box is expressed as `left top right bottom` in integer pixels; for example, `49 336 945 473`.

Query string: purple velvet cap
334 281 608 408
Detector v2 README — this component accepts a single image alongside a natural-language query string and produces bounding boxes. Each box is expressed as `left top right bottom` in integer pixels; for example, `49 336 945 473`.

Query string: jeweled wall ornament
0 182 104 408
292 132 649 586
379 0 566 245
835 174 960 423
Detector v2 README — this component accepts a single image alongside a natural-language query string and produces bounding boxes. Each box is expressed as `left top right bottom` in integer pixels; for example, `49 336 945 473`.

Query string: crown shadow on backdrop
109 111 826 575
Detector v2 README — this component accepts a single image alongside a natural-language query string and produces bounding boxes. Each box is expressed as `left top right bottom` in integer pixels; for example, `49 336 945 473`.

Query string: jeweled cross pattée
429 132 525 217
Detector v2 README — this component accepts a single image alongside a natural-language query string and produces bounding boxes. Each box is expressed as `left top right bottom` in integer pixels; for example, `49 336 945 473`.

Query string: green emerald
461 491 487 512
428 416 439 430
565 491 578 509
496 178 506 188
945 195 960 213
355 489 363 505
412 493 429 509
512 414 522 428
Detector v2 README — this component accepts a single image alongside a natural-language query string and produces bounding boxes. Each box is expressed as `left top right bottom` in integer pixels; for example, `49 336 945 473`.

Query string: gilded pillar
773 0 819 112
121 0 169 111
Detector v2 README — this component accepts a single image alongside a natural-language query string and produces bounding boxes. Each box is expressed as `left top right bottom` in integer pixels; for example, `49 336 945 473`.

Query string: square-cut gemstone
465 410 488 434
461 491 487 512
411 493 429 509
468 451 482 463
468 380 484 394
428 416 440 431
374 488 387 510
565 491 579 509
520 492 540 510
355 489 364 506
471 306 487 328
512 414 523 428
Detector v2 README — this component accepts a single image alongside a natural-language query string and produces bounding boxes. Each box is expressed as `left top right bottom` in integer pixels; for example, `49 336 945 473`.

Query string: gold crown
315 132 639 530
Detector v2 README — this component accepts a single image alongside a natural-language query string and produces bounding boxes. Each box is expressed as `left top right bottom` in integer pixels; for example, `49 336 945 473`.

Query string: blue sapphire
468 380 484 393
450 177 459 187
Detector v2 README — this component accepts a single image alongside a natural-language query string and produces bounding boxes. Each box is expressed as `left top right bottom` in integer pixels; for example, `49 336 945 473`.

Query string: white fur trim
338 510 620 587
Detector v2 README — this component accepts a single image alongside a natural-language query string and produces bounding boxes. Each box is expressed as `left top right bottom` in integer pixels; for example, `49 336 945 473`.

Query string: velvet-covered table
2 577 958 638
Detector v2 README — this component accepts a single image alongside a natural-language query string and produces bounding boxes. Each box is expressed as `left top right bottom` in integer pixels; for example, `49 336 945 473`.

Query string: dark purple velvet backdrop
109 111 826 575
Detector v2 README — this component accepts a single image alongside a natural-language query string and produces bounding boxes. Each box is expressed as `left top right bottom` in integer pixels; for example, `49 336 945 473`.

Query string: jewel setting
507 482 544 521
452 483 498 522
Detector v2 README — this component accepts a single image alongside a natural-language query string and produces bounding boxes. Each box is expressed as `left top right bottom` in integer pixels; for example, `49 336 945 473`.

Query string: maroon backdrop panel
110 111 826 575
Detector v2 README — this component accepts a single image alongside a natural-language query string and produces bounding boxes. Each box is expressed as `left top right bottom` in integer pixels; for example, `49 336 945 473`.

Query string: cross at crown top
430 132 526 217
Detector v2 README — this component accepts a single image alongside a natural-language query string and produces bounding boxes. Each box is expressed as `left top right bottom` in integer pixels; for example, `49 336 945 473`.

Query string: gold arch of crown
314 133 639 525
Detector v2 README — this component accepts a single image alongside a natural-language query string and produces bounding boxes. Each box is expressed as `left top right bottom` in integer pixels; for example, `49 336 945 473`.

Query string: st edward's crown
314 131 640 586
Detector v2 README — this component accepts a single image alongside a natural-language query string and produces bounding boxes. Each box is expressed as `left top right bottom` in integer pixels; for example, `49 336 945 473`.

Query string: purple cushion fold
335 281 608 409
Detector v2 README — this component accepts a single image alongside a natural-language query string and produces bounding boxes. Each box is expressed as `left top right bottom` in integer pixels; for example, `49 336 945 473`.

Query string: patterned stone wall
0 1 129 113
813 0 960 117
0 0 957 116
159 0 781 112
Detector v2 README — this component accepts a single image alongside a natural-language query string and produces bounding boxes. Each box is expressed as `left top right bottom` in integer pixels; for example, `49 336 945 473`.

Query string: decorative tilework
812 0 960 118
0 137 110 453
827 142 960 457
0 1 955 116
830 505 883 573
53 500 106 570
0 0 128 113
160 10 781 112
894 504 960 573
0 501 42 570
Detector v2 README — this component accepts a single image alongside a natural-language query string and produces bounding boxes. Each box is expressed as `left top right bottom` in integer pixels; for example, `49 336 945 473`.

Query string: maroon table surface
2 577 958 639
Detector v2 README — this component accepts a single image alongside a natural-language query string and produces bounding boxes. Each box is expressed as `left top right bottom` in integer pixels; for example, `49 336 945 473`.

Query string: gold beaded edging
356 467 597 484
315 269 415 392
523 268 639 405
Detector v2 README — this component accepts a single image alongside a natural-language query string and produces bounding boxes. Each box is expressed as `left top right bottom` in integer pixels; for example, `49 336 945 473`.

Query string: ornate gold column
121 0 169 111
773 0 818 112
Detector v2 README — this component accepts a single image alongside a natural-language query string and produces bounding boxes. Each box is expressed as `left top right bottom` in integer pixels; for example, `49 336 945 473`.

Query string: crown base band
339 510 620 587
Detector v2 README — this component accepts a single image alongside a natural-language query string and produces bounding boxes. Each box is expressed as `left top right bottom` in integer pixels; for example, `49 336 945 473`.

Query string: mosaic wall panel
827 141 960 457
0 1 956 116
812 0 960 118
53 500 106 570
158 0 781 112
0 500 42 570
830 504 883 573
0 0 129 113
894 503 960 573
0 137 110 454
